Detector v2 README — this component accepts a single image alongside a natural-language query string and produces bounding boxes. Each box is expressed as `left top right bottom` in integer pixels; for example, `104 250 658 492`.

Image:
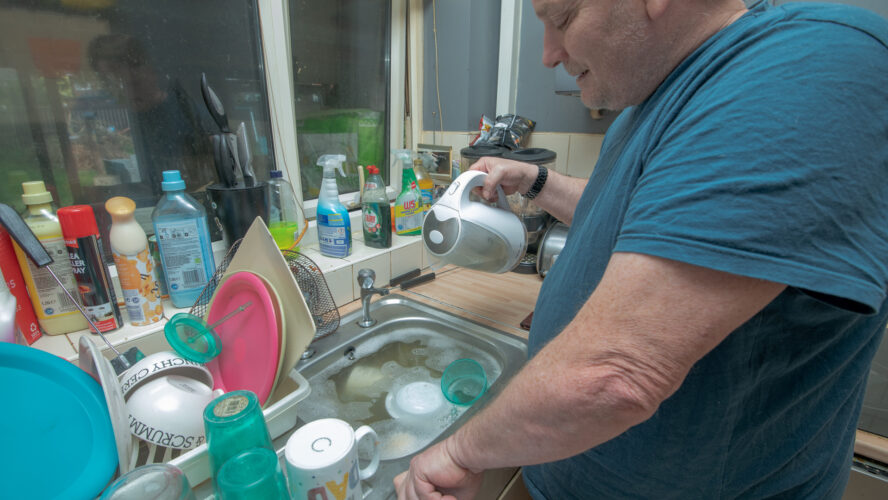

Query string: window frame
257 0 407 220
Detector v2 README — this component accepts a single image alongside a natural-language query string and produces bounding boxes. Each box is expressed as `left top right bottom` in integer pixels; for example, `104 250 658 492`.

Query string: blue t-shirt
524 2 888 498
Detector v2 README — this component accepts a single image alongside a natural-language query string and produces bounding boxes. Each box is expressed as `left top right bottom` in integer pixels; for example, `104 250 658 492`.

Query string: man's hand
393 439 483 500
469 157 538 201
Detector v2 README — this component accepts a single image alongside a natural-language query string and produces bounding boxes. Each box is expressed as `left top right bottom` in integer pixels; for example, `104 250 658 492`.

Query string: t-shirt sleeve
614 19 888 313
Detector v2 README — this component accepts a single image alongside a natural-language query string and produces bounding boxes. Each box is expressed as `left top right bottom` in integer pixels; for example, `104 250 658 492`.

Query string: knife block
208 183 269 242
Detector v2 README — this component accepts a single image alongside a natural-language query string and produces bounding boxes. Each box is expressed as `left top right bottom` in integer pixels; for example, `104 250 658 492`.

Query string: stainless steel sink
283 294 528 499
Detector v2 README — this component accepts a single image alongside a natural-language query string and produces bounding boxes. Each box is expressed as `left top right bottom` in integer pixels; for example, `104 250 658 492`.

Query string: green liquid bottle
267 170 302 251
361 165 392 248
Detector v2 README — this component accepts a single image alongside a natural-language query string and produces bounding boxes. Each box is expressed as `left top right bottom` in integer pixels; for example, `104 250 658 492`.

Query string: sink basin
288 294 528 499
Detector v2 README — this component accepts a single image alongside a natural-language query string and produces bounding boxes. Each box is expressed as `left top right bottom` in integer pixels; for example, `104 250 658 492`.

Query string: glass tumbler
100 464 196 500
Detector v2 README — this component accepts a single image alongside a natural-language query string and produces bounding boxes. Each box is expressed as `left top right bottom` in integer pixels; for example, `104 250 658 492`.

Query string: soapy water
298 328 501 460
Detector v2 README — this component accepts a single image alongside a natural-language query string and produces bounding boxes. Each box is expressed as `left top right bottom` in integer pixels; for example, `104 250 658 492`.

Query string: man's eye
556 13 572 30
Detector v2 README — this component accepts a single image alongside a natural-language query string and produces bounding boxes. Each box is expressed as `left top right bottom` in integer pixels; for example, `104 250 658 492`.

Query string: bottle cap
21 181 53 205
367 165 379 175
104 196 136 222
57 205 99 239
161 170 186 191
270 170 283 179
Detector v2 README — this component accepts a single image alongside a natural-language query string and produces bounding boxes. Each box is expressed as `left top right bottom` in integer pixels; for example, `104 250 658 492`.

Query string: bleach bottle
316 154 352 257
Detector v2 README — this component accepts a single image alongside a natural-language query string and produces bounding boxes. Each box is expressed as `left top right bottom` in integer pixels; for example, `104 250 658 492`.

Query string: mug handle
354 425 380 481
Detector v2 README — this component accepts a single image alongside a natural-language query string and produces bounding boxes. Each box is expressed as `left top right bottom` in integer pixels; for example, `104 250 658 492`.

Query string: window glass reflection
0 0 274 246
290 0 391 201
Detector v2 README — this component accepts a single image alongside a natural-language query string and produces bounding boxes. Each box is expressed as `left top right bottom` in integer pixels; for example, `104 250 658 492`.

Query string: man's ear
644 0 671 20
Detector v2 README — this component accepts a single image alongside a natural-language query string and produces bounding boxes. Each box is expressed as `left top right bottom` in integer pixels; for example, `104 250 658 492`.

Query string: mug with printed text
284 418 379 500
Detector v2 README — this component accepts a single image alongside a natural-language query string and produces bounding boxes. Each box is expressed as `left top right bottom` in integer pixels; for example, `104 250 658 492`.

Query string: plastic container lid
0 342 118 498
502 148 557 165
270 170 283 179
460 144 509 160
161 170 186 191
21 180 53 205
57 205 100 238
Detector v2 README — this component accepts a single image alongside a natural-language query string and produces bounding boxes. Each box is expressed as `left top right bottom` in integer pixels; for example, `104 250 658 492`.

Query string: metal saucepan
536 221 568 277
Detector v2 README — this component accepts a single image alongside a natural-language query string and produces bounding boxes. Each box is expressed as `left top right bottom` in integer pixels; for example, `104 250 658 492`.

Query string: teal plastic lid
164 312 222 363
0 342 118 498
161 170 186 191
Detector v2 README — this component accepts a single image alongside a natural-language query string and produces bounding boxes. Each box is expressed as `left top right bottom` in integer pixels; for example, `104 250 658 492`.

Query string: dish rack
128 241 337 482
189 240 340 341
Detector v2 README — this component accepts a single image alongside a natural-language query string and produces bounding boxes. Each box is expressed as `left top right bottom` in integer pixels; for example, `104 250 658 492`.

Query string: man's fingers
394 471 406 489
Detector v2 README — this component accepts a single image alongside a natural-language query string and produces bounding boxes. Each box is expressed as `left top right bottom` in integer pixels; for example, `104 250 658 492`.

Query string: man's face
533 0 656 110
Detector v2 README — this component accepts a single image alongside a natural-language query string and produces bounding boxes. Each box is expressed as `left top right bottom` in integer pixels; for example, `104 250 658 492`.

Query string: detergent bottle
316 154 352 257
151 170 216 308
361 165 392 249
393 149 424 236
414 152 436 210
11 181 88 335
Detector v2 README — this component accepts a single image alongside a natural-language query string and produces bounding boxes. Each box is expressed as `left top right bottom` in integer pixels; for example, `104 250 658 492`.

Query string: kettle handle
453 171 511 212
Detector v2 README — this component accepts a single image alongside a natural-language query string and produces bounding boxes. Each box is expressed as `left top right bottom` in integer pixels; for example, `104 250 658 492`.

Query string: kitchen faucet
356 268 389 327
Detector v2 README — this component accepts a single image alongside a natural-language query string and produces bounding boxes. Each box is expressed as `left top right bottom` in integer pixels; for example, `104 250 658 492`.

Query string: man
395 0 888 498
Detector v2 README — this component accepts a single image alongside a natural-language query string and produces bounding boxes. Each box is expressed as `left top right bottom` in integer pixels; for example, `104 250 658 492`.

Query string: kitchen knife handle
0 203 53 267
389 268 421 287
400 272 436 290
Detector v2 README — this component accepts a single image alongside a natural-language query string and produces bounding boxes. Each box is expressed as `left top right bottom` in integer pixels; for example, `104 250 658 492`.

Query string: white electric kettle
422 170 527 274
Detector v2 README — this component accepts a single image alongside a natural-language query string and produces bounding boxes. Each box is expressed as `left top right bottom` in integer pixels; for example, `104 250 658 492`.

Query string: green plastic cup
203 390 274 489
216 447 289 500
441 358 487 406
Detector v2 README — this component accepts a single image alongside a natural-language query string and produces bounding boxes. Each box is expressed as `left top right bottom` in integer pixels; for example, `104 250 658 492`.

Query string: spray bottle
414 152 436 209
316 154 352 257
393 149 424 236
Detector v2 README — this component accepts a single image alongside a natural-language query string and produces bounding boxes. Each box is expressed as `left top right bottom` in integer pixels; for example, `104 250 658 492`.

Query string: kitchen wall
419 0 606 178
419 0 887 174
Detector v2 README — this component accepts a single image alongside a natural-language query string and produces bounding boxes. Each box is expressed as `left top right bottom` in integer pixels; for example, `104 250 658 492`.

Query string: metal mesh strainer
188 241 340 342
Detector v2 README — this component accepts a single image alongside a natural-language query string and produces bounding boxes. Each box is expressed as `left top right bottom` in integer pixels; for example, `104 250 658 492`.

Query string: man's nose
541 28 568 68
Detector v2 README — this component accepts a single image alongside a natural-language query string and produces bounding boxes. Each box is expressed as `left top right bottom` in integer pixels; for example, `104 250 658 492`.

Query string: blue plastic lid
161 170 186 191
0 342 118 498
270 170 283 179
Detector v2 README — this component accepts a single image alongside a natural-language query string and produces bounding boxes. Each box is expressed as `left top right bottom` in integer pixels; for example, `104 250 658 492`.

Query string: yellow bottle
413 157 435 211
12 181 88 335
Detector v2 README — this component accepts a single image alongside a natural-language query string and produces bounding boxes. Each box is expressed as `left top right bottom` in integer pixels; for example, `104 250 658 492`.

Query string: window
0 0 277 246
289 0 392 203
0 0 407 241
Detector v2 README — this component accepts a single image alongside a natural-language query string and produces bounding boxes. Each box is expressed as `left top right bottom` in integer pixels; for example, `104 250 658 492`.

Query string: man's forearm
531 171 587 225
442 253 786 473
444 321 656 472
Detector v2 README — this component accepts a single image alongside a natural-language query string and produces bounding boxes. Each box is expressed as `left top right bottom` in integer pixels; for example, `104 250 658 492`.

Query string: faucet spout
357 268 389 327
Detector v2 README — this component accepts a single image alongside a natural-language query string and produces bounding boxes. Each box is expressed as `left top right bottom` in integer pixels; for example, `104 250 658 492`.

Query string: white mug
284 418 379 500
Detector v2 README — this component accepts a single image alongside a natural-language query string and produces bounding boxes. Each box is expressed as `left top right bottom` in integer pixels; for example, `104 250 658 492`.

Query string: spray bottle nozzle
317 154 347 177
392 149 414 167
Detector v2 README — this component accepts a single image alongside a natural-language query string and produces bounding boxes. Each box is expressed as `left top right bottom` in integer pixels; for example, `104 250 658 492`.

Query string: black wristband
524 165 548 200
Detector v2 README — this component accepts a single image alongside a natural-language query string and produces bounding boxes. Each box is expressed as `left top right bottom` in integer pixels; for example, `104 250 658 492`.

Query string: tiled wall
297 211 434 308
420 131 605 178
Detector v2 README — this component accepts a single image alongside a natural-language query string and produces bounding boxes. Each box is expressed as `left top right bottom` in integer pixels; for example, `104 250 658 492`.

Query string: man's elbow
580 361 681 425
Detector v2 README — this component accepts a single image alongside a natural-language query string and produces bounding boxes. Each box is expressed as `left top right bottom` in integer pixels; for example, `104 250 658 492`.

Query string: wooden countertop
339 265 542 340
347 266 888 465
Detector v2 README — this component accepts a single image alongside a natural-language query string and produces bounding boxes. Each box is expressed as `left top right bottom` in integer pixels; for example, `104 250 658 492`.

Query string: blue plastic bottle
316 154 352 257
151 170 216 308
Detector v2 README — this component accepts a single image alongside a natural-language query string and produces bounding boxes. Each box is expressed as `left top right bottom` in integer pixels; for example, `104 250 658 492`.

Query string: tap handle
357 268 376 288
